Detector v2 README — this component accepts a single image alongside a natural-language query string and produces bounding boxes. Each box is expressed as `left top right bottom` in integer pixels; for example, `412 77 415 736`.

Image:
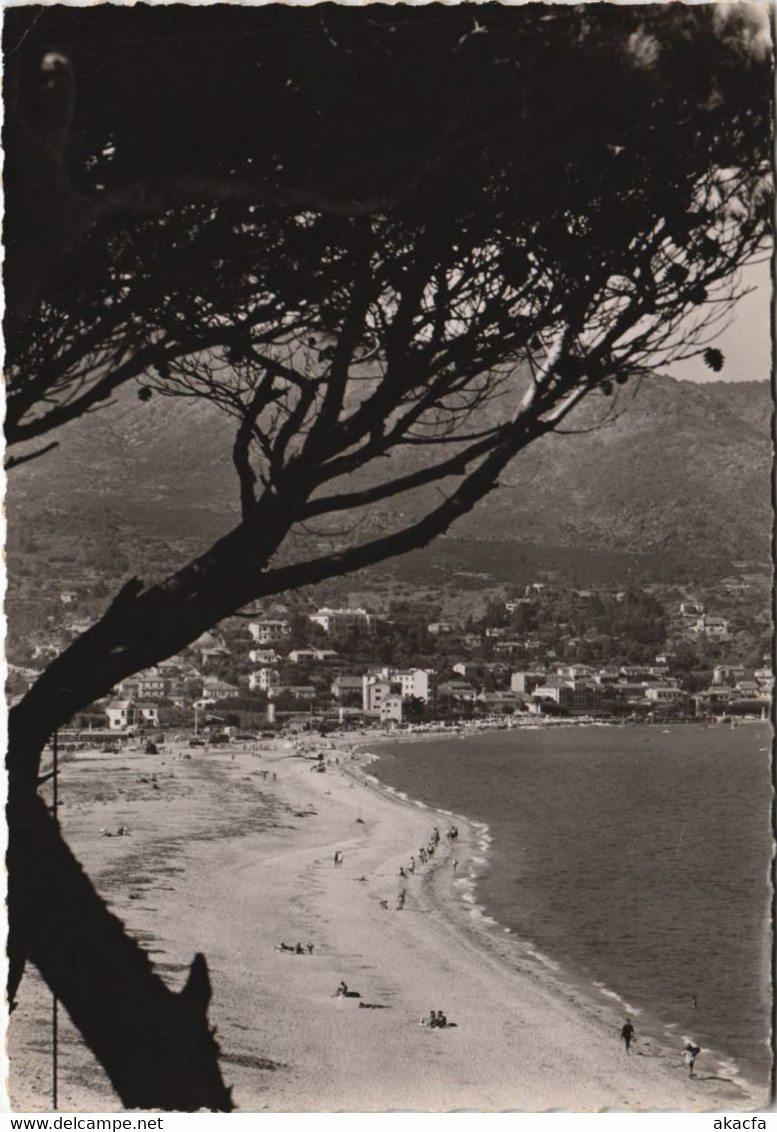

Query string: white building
363 676 398 713
644 686 686 703
380 694 404 724
106 699 133 731
692 615 730 641
395 668 435 704
309 607 374 634
135 703 160 727
248 620 291 644
249 668 280 692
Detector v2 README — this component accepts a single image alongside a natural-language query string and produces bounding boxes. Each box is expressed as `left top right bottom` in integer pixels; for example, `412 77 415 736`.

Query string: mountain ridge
8 373 771 572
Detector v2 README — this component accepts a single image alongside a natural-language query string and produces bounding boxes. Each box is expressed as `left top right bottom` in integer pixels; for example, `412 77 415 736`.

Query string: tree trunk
8 790 232 1111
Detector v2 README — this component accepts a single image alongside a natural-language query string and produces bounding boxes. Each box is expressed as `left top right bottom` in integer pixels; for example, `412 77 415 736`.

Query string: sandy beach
7 734 764 1113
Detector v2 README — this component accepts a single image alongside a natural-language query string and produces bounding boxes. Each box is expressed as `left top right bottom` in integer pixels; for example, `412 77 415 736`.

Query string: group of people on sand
276 941 314 954
621 1018 701 1078
421 1009 455 1029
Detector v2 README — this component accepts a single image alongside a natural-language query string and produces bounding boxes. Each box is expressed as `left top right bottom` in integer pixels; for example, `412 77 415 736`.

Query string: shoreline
352 731 770 1111
8 732 768 1112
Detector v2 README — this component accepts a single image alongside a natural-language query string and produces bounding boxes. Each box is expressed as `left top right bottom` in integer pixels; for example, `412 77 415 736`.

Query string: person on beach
337 981 348 996
621 1019 635 1054
683 1042 700 1077
453 858 458 872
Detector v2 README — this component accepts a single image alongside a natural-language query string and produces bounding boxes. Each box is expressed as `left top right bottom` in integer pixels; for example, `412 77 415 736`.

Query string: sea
368 722 773 1098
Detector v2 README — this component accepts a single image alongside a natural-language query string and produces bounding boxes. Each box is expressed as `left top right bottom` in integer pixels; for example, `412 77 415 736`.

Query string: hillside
7 374 771 584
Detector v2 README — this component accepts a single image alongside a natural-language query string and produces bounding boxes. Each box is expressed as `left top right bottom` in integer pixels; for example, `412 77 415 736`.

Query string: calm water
370 723 772 1094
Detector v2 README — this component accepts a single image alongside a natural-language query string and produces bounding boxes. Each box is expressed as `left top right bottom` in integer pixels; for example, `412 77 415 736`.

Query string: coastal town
10 565 771 745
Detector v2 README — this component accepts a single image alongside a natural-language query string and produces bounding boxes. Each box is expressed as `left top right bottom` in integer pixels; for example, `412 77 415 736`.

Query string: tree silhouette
4 3 772 1110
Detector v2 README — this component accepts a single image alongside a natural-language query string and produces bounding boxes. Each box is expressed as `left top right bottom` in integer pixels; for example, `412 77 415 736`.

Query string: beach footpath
8 738 761 1112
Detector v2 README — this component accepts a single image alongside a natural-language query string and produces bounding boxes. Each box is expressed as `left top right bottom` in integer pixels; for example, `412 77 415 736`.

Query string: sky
666 258 773 384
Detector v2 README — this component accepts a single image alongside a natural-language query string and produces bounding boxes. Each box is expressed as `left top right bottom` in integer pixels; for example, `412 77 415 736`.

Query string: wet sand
7 737 762 1111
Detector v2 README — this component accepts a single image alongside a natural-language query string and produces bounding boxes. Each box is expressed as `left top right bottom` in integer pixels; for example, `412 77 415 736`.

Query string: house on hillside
248 619 291 644
309 607 375 634
249 668 280 692
202 677 240 701
269 684 316 702
249 649 281 665
427 621 455 635
118 668 168 700
680 601 704 617
288 648 339 663
691 614 730 640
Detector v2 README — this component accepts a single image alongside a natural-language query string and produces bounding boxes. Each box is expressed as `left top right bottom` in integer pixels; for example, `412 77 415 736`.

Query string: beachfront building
476 690 523 712
248 619 291 644
380 693 405 724
331 675 364 704
510 669 547 695
644 686 686 704
308 606 376 634
437 679 478 704
363 675 399 714
693 686 732 715
532 678 612 715
532 677 576 710
106 699 133 731
395 668 435 704
135 702 160 727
